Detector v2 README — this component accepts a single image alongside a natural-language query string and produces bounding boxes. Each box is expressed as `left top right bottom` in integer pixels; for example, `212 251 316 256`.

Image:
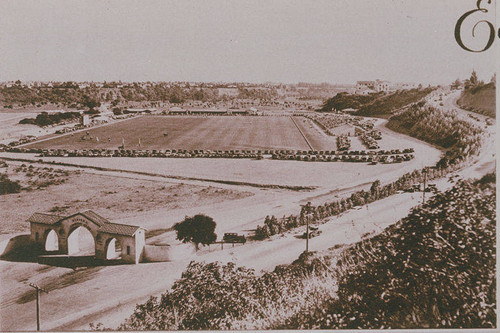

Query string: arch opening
106 238 122 260
67 226 95 256
45 229 59 251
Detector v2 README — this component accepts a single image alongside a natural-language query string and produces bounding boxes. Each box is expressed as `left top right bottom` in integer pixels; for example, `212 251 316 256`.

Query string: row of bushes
254 153 468 240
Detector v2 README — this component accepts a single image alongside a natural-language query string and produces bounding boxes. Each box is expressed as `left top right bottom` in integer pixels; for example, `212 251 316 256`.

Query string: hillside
109 174 495 330
386 104 483 168
457 82 496 118
320 88 435 118
319 92 382 111
355 88 435 118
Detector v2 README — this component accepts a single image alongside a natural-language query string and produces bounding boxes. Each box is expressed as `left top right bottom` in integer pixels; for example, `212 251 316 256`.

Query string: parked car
223 233 246 243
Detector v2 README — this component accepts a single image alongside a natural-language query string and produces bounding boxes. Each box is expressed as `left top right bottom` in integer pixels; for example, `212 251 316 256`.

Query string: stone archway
105 237 122 260
67 224 96 256
44 229 59 251
29 210 145 264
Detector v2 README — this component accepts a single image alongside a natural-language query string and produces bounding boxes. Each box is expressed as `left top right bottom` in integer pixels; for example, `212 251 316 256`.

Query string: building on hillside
218 87 240 97
28 210 146 264
81 114 91 126
356 79 390 94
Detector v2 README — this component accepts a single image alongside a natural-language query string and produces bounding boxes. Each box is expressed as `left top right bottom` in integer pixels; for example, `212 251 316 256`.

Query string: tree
470 70 478 86
451 78 461 90
490 73 496 84
174 214 217 251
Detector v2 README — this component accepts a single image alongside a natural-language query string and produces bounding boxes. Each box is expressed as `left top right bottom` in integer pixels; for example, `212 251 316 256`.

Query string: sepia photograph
0 0 497 331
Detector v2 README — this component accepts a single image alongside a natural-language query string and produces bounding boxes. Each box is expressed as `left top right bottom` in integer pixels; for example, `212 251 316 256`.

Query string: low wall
0 234 38 259
143 243 195 262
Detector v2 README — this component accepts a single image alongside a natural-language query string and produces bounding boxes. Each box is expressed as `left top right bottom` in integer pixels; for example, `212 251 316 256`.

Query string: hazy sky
0 0 497 84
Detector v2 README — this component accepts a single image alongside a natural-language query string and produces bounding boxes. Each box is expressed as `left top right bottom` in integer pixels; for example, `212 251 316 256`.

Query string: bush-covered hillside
387 104 483 168
457 82 496 118
110 174 495 330
320 92 382 111
282 174 496 329
320 88 435 117
355 88 435 117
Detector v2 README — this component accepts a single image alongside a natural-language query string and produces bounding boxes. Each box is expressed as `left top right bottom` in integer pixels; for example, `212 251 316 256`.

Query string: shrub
0 174 21 194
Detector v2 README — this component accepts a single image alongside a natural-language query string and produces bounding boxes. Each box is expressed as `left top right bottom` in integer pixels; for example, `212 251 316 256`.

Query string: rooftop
27 210 143 236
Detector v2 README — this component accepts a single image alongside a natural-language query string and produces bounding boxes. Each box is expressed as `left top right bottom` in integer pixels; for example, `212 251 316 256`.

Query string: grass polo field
24 116 337 151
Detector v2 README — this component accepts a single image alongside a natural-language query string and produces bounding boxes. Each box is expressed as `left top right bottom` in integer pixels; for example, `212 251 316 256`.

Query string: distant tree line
19 111 81 127
0 82 279 108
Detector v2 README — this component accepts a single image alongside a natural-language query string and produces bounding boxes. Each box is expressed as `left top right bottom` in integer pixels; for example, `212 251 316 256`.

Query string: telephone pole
305 214 310 252
29 283 48 331
422 168 428 204
302 202 312 253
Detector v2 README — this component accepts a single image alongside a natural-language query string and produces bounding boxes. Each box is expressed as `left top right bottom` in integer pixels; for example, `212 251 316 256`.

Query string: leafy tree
174 214 217 251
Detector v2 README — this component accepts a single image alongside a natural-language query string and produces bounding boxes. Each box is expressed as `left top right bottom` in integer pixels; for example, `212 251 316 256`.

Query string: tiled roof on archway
27 210 143 236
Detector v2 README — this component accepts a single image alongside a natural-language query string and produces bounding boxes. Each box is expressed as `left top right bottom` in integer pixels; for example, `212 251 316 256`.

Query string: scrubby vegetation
110 175 495 330
320 92 381 111
282 175 496 329
387 104 483 168
320 88 435 117
0 173 21 194
355 88 435 117
457 82 496 118
19 111 81 127
1 163 72 193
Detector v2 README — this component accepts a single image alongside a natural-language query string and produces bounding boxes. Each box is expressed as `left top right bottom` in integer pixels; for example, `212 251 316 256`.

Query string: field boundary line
289 116 314 151
0 156 317 191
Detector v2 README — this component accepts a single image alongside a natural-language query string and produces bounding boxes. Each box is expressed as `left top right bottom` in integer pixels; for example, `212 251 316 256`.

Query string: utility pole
305 214 309 252
29 283 48 331
422 168 428 204
302 201 312 253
